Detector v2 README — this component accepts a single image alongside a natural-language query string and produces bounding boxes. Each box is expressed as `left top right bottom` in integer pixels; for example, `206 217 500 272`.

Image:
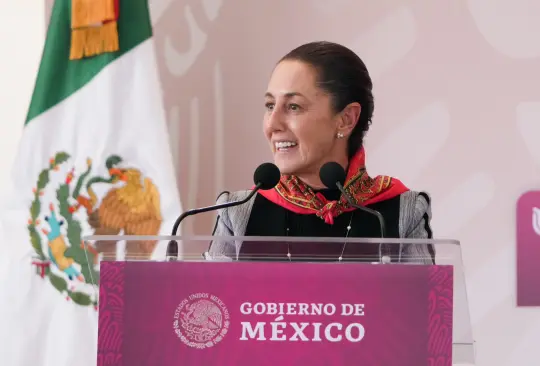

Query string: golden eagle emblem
28 152 162 307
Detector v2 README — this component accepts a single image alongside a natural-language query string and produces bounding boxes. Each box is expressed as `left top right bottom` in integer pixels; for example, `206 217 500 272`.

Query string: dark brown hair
280 41 374 159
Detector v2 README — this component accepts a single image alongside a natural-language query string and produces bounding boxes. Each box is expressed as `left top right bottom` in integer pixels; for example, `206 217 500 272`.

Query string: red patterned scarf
257 148 409 224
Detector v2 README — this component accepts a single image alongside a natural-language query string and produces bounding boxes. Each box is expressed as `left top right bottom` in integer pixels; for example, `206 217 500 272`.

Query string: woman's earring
337 132 345 139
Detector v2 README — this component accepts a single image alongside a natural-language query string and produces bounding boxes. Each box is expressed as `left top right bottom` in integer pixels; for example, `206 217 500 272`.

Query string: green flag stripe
25 0 152 125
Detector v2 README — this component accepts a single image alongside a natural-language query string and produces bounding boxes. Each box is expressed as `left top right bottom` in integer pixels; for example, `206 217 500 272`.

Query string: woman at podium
208 41 434 264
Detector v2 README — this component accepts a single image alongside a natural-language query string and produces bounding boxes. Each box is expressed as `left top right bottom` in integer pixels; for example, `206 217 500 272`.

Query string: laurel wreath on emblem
180 300 224 342
28 151 162 308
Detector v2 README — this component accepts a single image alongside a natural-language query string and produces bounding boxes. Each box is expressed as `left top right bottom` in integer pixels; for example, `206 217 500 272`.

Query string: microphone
165 162 281 261
319 162 390 263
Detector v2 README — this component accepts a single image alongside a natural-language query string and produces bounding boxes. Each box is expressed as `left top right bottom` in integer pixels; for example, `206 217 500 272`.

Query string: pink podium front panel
97 261 453 366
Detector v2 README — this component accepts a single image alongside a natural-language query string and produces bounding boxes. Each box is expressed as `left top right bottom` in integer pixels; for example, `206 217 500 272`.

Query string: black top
240 189 402 262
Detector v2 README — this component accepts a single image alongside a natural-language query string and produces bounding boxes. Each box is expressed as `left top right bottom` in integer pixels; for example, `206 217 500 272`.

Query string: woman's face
263 60 347 180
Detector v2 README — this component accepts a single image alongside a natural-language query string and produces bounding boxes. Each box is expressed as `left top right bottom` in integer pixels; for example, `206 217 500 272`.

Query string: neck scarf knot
257 148 409 224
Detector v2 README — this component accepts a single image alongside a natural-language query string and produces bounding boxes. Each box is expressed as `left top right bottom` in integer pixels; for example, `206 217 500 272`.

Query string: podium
83 235 476 366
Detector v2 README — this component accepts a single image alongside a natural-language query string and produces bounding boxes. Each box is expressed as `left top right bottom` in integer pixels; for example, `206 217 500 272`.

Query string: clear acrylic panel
83 235 476 365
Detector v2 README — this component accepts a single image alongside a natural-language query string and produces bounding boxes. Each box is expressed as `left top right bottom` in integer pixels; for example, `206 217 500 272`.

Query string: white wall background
0 1 45 203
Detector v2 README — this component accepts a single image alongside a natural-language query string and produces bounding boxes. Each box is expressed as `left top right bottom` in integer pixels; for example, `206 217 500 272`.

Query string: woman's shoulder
215 190 253 205
397 190 433 238
214 190 257 234
399 190 431 210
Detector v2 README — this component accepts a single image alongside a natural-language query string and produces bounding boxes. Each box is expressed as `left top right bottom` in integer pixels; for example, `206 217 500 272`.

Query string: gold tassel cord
70 21 119 60
71 0 116 28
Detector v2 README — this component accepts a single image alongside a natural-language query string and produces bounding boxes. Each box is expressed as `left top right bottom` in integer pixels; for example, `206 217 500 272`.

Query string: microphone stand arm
336 182 386 237
166 183 262 260
335 182 391 264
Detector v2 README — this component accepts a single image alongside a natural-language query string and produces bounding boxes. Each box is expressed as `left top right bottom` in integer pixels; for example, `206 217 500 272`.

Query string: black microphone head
166 240 178 260
319 162 347 189
253 163 281 190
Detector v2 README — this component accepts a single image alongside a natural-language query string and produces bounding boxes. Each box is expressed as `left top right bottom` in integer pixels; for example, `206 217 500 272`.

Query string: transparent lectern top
83 235 476 365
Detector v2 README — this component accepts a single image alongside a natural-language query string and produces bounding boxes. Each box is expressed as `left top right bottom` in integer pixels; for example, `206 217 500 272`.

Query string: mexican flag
0 0 182 365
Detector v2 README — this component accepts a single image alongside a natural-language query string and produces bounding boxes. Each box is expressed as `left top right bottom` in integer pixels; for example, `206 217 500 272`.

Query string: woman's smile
274 140 299 152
